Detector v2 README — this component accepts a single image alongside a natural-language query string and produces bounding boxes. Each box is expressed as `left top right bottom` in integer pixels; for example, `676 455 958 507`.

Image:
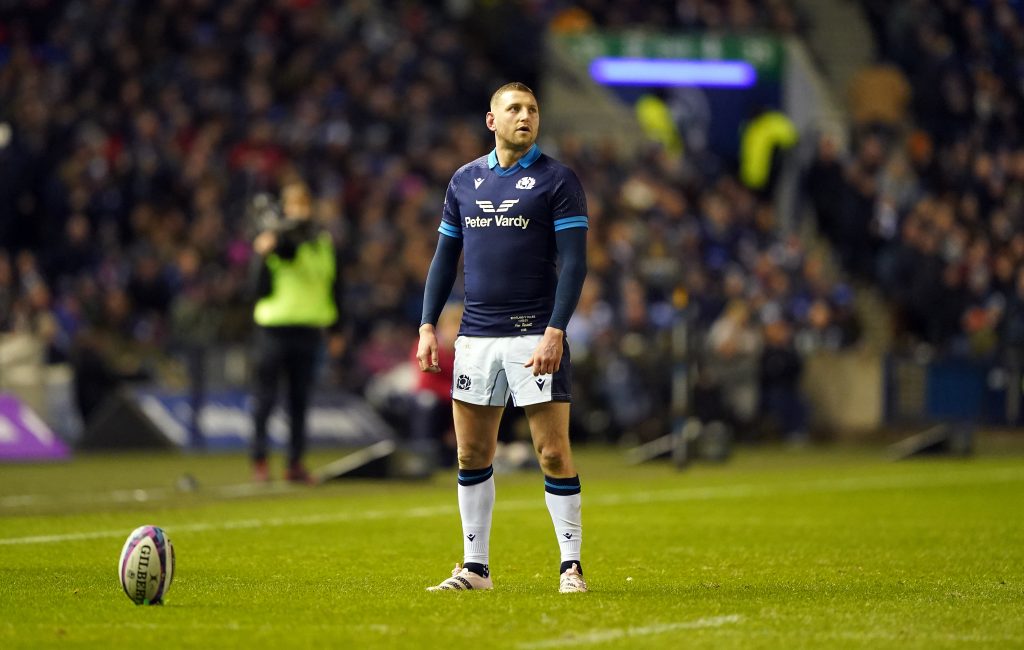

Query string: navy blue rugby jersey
438 144 588 336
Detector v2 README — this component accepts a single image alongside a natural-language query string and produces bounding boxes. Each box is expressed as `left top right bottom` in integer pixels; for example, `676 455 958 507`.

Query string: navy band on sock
544 474 581 495
458 466 494 486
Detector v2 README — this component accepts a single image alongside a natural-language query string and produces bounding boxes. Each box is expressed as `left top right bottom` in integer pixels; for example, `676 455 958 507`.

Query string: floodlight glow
589 57 757 88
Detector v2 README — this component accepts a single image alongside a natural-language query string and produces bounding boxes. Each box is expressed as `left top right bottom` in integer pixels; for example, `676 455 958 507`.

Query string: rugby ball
118 525 175 605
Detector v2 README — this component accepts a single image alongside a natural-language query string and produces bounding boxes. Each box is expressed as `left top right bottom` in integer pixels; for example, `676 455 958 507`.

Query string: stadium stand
817 0 1024 360
1 0 856 446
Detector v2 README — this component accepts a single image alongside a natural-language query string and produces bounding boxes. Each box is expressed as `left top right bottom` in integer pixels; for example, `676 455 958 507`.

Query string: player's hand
524 327 564 376
417 324 441 373
253 231 277 255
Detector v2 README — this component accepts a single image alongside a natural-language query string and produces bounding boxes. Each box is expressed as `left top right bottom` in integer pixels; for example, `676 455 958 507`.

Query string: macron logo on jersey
476 199 519 213
474 178 485 189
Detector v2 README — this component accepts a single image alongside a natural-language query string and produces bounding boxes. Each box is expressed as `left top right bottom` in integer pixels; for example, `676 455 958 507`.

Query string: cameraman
249 180 343 483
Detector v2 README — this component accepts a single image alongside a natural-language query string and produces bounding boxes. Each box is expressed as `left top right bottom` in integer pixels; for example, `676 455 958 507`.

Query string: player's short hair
490 82 537 110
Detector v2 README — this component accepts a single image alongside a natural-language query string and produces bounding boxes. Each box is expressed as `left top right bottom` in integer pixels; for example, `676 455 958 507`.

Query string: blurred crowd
561 137 858 443
548 0 802 32
812 0 1024 359
1 0 505 378
1 0 834 444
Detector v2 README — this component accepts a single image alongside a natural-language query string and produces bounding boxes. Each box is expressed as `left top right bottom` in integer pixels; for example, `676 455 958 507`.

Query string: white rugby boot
559 563 587 593
426 564 493 591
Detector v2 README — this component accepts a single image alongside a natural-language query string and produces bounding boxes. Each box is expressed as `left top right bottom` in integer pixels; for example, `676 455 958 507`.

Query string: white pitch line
0 528 131 545
518 615 743 648
817 629 1024 644
0 495 40 507
708 624 1024 645
2 467 1023 546
0 504 459 546
5 463 1023 512
0 481 297 509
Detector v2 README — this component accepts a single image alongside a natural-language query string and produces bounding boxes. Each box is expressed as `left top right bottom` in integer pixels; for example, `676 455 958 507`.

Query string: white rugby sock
544 475 582 565
457 466 495 570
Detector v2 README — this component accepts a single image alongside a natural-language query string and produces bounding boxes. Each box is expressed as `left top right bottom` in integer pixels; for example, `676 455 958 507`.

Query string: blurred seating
1 0 835 443
808 2 1024 360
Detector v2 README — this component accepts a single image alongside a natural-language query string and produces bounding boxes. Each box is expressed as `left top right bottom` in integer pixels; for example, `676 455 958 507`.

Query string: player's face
487 90 539 151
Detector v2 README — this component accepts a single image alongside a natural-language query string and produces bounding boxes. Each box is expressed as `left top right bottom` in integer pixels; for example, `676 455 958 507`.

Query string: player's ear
485 112 496 132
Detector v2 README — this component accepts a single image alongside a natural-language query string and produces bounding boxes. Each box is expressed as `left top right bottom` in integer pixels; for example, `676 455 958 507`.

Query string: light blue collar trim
487 144 541 172
520 144 541 167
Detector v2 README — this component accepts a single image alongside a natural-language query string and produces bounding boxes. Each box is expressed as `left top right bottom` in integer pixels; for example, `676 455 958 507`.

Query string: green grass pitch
1 440 1023 649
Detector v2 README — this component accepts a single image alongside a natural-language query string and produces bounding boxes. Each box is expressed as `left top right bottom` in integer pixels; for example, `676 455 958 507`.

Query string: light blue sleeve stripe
554 221 588 232
554 215 588 226
438 223 462 239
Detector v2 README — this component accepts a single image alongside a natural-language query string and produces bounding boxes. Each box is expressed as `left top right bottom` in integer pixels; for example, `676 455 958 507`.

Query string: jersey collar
487 144 541 176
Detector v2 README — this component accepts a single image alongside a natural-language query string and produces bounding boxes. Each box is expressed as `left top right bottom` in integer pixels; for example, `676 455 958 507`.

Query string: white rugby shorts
451 334 572 407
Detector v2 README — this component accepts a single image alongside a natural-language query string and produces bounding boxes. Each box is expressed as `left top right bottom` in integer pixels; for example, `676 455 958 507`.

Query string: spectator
249 178 346 483
847 63 912 133
705 300 763 439
758 315 807 444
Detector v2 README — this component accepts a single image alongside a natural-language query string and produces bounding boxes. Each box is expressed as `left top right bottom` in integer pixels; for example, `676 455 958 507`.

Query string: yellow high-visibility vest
254 233 337 327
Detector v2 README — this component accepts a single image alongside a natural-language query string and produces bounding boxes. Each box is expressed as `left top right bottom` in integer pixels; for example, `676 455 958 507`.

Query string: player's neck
493 143 532 170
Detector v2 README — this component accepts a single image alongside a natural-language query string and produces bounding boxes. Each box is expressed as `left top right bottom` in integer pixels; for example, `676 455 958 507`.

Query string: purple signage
0 393 70 461
590 57 757 88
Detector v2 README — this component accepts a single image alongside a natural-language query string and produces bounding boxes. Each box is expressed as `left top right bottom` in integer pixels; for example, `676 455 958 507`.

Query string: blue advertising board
133 388 393 451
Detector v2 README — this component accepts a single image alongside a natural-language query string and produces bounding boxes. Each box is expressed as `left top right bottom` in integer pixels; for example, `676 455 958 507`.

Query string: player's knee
457 441 491 468
535 443 570 475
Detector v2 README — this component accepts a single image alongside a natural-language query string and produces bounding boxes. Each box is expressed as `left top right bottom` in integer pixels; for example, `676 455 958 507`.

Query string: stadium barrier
0 333 47 424
802 350 884 437
885 356 1020 427
69 386 397 453
313 438 436 482
76 386 395 452
77 389 180 451
802 351 1024 433
887 423 974 460
6 332 1020 453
